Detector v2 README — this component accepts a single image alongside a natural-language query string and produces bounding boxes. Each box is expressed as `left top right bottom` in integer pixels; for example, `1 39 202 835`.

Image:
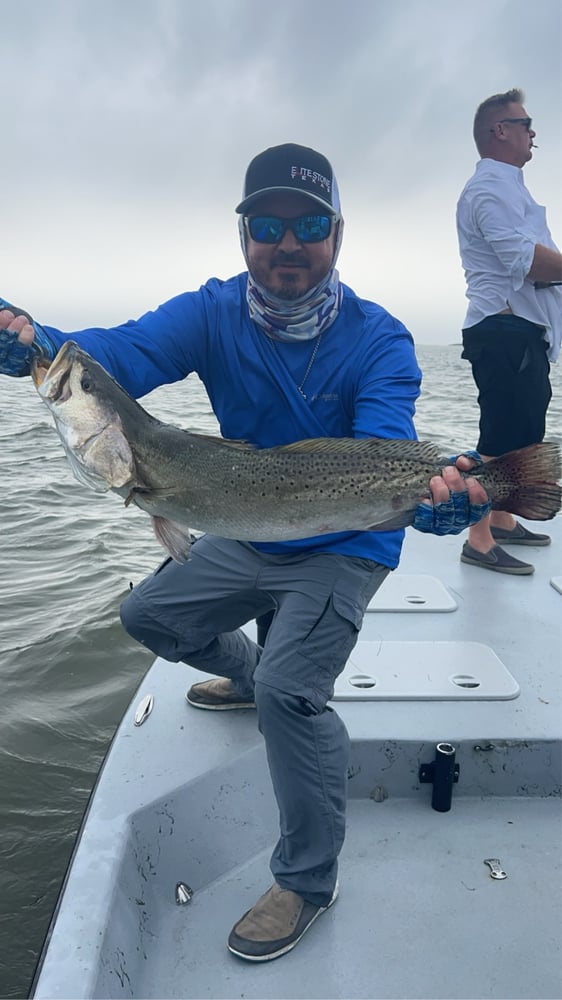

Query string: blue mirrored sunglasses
246 214 334 244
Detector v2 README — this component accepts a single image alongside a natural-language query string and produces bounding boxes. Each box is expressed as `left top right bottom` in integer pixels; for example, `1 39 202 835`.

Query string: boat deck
30 520 562 999
135 797 561 1000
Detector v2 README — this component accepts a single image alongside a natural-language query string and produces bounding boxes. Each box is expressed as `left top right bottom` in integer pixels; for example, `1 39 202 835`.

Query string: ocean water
0 344 560 999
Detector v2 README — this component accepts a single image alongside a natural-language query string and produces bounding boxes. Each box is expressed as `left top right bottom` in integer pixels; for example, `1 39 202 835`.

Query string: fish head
34 341 135 492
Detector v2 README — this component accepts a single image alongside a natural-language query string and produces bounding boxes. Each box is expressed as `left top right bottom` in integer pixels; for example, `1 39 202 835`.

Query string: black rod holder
419 742 460 812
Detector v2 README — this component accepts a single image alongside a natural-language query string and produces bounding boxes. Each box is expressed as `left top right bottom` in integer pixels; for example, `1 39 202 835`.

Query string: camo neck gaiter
239 216 344 343
245 268 342 343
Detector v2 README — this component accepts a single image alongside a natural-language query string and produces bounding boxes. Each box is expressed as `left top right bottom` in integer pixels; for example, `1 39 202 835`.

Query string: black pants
462 315 551 455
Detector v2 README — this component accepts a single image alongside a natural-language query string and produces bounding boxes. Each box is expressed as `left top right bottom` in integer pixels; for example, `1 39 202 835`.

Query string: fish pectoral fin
123 485 179 507
367 509 417 532
151 516 193 563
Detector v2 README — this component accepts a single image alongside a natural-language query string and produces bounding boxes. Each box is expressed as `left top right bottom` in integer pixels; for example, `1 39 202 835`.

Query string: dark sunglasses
494 117 533 131
246 214 334 244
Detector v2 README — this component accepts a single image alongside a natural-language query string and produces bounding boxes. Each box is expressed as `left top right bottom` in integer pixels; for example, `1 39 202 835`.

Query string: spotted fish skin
34 342 562 561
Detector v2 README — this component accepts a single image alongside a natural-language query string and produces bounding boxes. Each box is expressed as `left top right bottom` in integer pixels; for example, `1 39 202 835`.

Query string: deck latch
176 882 194 905
483 858 508 880
134 694 154 726
419 742 460 812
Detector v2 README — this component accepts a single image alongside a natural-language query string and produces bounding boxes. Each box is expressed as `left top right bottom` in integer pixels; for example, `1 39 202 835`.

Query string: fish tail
482 442 562 520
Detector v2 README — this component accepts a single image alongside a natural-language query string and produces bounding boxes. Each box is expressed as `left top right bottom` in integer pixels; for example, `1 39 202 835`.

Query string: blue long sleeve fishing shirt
41 273 422 567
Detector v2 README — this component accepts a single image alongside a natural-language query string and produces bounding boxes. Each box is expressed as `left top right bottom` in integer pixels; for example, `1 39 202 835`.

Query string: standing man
0 143 489 961
457 88 562 575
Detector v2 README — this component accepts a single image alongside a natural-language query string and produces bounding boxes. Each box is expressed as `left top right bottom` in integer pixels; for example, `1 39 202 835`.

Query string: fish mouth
35 341 79 403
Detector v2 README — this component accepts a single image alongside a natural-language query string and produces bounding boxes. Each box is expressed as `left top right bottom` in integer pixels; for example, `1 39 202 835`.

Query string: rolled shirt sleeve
471 190 537 289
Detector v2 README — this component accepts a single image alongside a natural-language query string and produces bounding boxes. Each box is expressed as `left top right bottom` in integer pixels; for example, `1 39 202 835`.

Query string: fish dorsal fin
184 433 445 464
275 437 357 454
276 437 442 461
188 432 257 452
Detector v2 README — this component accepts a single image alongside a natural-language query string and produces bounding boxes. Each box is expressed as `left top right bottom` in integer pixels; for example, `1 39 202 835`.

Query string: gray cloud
1 0 560 341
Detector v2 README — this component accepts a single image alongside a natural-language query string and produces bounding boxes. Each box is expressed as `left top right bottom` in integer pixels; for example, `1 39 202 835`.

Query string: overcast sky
1 0 561 346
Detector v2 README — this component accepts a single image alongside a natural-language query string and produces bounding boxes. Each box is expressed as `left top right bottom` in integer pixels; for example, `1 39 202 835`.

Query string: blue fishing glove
446 449 483 466
413 450 491 536
0 298 56 377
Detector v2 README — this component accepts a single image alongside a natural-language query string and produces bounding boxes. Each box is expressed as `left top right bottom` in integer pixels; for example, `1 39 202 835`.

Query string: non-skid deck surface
134 797 562 1000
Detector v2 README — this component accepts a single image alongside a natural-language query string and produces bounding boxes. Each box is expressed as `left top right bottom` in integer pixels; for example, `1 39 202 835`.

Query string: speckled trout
33 342 562 562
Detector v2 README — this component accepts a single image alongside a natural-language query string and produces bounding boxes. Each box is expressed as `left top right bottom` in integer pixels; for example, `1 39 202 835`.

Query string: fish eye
81 373 93 393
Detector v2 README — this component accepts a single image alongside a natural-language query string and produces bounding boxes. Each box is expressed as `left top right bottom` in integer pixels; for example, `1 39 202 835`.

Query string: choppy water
0 345 560 998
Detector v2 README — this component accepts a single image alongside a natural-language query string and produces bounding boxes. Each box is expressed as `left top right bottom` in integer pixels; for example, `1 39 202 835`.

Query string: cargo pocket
332 588 364 632
300 584 364 677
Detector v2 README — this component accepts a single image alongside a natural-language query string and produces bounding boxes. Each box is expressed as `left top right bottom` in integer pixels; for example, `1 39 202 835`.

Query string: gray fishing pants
120 534 389 907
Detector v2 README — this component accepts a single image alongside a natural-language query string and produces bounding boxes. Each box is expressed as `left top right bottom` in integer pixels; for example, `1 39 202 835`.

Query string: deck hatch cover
331 641 519 700
367 574 457 613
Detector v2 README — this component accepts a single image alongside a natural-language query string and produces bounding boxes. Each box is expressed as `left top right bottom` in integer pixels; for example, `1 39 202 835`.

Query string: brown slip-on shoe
491 521 551 546
186 677 255 710
228 881 339 962
460 542 534 575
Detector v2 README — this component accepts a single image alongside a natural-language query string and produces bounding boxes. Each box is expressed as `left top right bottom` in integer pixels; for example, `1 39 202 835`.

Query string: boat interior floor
30 522 562 1000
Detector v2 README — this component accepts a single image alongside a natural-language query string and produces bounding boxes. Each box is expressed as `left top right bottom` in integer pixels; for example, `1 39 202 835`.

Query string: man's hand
0 307 35 341
412 454 491 536
0 300 55 376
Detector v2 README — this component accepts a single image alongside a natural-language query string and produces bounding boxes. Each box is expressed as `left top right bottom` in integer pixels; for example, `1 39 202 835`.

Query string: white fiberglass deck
31 519 562 1000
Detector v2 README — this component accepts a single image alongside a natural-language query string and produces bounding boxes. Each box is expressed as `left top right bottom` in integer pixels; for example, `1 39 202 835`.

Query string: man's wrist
31 322 56 362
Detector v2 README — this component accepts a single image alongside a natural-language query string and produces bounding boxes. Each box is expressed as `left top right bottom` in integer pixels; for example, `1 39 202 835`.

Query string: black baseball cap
236 143 340 216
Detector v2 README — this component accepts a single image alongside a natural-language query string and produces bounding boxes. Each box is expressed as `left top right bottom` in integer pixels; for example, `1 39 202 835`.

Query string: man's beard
275 275 305 301
270 253 310 301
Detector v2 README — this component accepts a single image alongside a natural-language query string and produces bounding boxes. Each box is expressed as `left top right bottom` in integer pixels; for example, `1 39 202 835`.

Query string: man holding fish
0 144 557 962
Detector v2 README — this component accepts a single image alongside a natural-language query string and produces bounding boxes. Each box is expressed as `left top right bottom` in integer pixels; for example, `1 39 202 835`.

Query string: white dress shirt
456 158 561 361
